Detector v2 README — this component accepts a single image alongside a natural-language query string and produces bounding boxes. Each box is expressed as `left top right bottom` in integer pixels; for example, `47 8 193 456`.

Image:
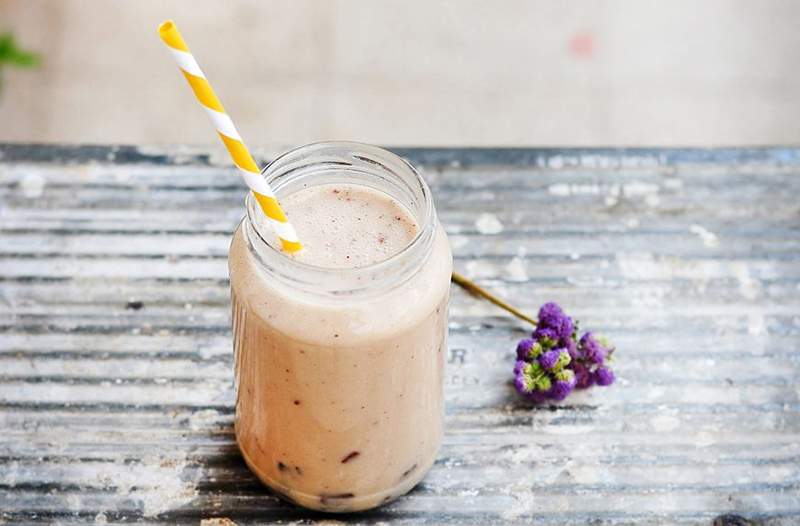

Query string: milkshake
228 142 452 512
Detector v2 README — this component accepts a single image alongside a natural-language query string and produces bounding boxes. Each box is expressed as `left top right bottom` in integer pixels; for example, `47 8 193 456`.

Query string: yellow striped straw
157 20 302 253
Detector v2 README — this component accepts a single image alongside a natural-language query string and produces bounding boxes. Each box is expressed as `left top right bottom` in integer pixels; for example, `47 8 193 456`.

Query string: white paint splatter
689 225 720 248
90 455 200 517
0 460 19 486
548 183 570 196
546 425 596 435
189 409 221 431
548 183 602 196
730 262 760 300
462 259 495 279
500 493 534 520
505 257 528 282
548 156 565 169
604 184 621 206
695 431 716 448
474 213 504 234
549 181 661 207
448 235 469 250
616 253 668 280
622 182 660 197
650 414 680 432
579 154 616 169
19 173 46 198
747 313 766 337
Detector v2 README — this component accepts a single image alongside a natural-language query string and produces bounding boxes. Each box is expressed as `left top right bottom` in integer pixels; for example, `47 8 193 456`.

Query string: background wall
2 0 800 147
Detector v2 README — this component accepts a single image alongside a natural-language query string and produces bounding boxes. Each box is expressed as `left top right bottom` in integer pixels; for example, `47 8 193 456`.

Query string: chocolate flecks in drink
277 461 288 472
293 400 301 405
280 183 419 269
295 466 303 475
341 451 360 463
319 492 355 504
400 463 418 480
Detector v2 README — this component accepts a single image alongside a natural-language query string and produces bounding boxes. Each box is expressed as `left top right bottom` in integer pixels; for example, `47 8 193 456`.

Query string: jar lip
243 141 436 297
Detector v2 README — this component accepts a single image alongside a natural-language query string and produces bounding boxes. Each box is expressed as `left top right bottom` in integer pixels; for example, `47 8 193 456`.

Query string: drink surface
229 180 452 512
281 183 420 268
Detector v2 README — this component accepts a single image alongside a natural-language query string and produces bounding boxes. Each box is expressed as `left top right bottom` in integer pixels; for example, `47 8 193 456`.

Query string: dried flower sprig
515 302 615 402
451 272 616 403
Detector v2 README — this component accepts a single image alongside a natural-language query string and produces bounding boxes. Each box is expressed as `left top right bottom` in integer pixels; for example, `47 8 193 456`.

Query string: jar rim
243 141 437 298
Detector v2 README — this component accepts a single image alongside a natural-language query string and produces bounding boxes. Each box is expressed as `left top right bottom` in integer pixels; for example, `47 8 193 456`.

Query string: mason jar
228 142 452 512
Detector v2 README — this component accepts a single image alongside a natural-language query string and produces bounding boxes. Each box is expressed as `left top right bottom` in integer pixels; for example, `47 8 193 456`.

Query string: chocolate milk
229 182 452 511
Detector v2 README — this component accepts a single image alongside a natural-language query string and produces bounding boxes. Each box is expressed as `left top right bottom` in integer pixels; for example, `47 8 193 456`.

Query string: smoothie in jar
228 142 452 512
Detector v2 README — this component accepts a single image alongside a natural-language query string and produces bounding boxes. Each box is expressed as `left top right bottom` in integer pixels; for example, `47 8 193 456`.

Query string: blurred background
2 0 800 147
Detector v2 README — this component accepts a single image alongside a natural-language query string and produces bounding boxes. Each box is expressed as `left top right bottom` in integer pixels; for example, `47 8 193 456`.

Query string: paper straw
157 20 302 253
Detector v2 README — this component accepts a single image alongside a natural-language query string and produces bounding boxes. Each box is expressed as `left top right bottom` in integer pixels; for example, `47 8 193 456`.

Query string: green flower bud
535 374 552 391
554 350 571 370
554 368 575 382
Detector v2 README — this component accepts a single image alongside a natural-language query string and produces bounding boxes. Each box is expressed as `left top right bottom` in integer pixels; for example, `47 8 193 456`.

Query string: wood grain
1 145 798 525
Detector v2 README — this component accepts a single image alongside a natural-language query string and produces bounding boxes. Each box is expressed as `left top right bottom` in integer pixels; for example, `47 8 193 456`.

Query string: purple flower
565 337 578 358
537 302 566 328
532 326 559 343
573 361 595 389
549 380 575 401
538 349 560 370
516 338 535 361
594 367 615 386
513 360 532 394
535 302 574 343
579 332 607 365
511 301 616 403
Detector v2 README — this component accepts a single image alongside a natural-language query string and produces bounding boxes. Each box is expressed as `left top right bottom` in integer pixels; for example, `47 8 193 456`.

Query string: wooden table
1 145 798 525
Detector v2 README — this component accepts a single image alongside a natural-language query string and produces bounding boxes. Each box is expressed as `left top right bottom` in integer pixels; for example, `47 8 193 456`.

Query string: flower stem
451 271 538 327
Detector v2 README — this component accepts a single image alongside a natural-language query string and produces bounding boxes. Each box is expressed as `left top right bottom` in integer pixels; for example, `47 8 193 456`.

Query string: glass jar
228 142 452 512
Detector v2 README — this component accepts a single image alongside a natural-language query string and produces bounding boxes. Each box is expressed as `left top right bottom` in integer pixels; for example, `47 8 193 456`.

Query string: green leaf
0 33 40 69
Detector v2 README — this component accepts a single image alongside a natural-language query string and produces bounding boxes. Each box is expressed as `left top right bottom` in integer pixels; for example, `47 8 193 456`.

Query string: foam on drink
282 184 419 268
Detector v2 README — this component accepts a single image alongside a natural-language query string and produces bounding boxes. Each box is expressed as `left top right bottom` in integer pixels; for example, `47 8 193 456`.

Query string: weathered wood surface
0 144 799 525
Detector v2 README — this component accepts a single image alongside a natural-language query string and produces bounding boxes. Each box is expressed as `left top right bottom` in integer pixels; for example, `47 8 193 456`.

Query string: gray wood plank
1 144 799 525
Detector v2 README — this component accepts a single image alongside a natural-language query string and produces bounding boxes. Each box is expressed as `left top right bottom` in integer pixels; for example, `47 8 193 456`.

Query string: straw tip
281 239 304 253
158 20 175 36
